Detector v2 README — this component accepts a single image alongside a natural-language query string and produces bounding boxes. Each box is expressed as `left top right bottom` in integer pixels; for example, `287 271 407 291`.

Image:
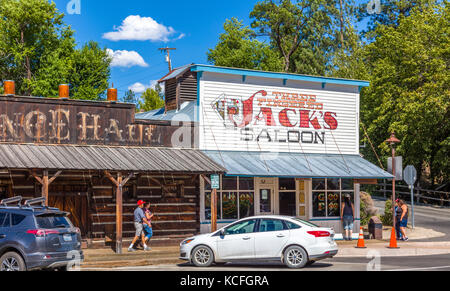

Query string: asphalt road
372 197 450 242
90 254 450 271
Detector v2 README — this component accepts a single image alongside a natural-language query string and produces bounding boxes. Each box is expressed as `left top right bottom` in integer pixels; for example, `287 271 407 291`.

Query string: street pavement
372 197 450 242
82 254 450 271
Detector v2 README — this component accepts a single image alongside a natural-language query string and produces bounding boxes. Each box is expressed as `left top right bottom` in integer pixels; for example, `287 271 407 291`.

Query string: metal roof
0 144 226 173
202 150 393 179
135 101 196 122
158 64 192 83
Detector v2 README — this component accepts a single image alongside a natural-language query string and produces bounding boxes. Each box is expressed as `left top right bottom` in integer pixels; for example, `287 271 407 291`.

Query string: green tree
359 3 449 186
207 18 283 71
139 86 165 112
0 0 111 100
250 0 344 74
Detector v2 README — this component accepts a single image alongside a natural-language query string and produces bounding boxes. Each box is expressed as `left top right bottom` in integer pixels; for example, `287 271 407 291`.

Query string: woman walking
143 202 154 249
394 200 403 240
398 199 409 241
341 194 355 241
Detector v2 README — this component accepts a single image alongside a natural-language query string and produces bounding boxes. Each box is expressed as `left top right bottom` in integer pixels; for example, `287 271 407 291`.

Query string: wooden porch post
32 170 62 206
201 175 217 233
105 171 134 254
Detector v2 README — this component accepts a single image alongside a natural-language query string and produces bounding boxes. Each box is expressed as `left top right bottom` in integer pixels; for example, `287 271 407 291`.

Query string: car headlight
181 239 195 245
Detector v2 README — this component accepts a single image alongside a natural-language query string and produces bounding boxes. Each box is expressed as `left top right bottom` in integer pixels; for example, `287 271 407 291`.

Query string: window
225 219 257 235
11 214 26 226
312 179 354 218
0 212 10 228
279 178 295 190
285 221 301 230
205 176 255 220
35 215 71 229
259 219 287 232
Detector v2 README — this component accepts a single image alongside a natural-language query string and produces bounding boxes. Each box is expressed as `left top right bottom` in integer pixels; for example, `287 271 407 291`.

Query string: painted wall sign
199 74 360 155
0 96 195 148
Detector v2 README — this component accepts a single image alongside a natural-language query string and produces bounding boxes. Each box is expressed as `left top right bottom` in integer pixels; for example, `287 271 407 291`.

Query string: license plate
63 234 72 242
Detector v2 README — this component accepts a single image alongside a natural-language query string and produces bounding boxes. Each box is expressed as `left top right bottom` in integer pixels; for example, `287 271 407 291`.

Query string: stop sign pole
404 165 417 229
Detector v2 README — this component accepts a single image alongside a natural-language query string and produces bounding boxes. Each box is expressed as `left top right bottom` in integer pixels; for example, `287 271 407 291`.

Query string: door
216 219 257 260
49 194 89 237
254 218 290 259
259 187 275 215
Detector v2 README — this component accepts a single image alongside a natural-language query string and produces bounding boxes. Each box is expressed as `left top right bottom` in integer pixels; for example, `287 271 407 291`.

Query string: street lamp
385 132 400 248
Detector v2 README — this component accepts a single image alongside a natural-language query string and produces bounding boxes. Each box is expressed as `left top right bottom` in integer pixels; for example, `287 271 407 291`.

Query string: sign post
404 165 417 229
210 175 220 232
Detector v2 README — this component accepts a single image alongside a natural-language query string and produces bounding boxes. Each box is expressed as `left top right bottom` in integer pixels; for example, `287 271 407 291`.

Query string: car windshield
35 214 72 229
291 218 320 228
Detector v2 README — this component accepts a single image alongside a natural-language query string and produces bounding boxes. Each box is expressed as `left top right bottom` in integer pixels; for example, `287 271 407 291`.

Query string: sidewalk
81 239 450 269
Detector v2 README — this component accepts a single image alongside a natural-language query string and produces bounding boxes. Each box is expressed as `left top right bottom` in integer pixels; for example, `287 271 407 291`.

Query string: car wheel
191 246 214 267
0 252 26 271
283 246 308 269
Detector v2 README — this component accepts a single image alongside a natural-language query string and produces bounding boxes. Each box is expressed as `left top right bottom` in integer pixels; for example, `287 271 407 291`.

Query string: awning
0 144 226 174
202 150 393 179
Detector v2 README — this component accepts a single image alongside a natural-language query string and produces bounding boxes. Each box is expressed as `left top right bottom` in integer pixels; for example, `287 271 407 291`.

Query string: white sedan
179 216 338 269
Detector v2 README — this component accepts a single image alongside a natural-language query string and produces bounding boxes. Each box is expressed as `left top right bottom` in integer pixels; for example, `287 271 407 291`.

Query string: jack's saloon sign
211 90 339 146
0 96 190 147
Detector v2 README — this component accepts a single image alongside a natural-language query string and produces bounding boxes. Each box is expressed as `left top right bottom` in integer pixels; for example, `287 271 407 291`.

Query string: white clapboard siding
199 73 360 155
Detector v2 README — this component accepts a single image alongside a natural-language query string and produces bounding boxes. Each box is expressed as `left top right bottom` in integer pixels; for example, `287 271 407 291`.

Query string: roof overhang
202 150 392 179
191 64 370 88
0 144 226 174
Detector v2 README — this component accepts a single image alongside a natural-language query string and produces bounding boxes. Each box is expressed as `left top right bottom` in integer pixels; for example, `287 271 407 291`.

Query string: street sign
404 165 417 186
387 156 403 180
211 174 220 190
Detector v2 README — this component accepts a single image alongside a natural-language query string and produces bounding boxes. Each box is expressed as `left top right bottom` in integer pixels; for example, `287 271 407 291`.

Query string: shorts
144 225 153 240
134 222 144 237
343 215 354 230
399 219 408 228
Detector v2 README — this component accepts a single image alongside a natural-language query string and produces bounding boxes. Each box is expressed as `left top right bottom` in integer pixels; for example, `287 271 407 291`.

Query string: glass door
259 187 275 215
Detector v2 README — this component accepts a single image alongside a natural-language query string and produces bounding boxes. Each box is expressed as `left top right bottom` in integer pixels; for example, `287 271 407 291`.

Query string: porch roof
202 150 393 179
0 144 226 174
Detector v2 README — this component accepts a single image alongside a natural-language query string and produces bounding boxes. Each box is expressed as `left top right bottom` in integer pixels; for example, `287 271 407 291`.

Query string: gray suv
0 196 84 271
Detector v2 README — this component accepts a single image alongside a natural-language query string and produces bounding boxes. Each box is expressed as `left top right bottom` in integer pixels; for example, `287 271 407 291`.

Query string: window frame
311 178 355 219
256 218 289 233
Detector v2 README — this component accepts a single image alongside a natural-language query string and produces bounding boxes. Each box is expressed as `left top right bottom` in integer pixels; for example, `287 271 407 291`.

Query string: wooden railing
373 181 450 207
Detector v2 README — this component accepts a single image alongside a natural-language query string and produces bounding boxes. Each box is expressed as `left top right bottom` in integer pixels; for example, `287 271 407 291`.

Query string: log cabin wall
0 170 201 243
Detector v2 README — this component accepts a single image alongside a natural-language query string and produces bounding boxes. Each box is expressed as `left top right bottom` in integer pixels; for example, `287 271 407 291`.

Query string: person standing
143 202 154 250
394 200 403 240
398 199 409 241
128 200 150 252
340 194 355 241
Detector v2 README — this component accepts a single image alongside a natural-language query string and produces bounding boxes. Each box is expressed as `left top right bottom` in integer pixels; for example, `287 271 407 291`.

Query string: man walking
128 200 151 252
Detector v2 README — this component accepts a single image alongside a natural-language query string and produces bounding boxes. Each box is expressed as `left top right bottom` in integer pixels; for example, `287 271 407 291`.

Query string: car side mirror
219 229 225 237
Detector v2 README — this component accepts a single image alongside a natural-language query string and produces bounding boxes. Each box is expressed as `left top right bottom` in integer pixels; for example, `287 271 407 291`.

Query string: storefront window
279 178 296 190
204 176 255 221
239 193 254 218
312 179 354 218
221 192 237 219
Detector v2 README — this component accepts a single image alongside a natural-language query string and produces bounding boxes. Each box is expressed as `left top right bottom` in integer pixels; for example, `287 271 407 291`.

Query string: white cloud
128 80 160 94
103 15 182 42
107 49 148 68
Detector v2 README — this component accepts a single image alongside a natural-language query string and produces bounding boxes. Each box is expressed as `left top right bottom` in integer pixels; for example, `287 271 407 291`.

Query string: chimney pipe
59 84 70 99
107 86 118 103
3 80 15 95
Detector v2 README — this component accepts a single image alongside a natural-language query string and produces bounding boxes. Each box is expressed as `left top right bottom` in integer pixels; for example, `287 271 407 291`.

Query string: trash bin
368 216 383 240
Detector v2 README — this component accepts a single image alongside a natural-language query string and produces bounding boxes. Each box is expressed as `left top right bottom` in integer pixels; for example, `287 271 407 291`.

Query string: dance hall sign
201 84 359 155
0 96 192 147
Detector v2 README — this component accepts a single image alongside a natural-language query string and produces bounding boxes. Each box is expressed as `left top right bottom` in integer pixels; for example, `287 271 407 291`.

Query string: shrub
381 199 393 226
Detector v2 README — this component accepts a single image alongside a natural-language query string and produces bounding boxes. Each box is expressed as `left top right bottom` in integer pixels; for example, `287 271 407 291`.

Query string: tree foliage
139 84 165 112
207 18 283 72
0 0 111 100
360 3 449 185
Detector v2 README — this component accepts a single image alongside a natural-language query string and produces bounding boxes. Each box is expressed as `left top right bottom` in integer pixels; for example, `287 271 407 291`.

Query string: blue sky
52 0 369 99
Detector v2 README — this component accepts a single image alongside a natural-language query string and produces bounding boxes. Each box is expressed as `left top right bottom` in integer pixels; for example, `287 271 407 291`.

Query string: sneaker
144 246 152 251
128 247 136 252
404 237 409 241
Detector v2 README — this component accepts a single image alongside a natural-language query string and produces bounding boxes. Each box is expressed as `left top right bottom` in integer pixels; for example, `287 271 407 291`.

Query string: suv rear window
35 214 71 229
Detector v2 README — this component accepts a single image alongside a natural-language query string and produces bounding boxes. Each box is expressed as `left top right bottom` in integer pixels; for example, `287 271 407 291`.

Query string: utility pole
158 47 176 72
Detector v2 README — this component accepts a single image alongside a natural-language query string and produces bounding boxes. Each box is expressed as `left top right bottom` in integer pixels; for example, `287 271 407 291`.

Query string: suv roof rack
24 197 46 208
0 196 22 207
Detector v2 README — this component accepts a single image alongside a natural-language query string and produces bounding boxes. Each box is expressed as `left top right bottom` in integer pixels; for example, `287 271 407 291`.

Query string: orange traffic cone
388 227 400 249
356 227 367 248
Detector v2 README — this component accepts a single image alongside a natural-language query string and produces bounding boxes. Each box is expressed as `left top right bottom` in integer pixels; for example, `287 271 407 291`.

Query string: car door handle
277 234 286 238
243 237 251 240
